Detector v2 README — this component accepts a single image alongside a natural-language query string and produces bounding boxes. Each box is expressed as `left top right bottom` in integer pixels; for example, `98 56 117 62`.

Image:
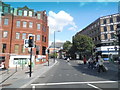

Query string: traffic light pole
48 53 49 66
29 47 32 77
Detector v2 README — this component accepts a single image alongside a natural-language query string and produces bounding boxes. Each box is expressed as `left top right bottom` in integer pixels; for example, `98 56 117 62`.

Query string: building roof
49 42 64 48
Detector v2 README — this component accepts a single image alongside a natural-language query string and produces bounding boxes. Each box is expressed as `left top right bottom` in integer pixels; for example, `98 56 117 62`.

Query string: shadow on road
72 62 118 81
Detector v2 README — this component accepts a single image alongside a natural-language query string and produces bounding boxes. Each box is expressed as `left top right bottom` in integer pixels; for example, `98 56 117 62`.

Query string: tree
63 41 72 57
73 34 94 58
63 41 72 52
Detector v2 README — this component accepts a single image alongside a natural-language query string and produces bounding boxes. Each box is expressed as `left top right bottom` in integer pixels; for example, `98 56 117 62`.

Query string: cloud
48 10 77 34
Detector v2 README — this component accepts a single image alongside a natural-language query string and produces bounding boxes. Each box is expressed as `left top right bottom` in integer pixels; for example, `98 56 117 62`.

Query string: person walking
98 55 105 73
83 55 87 64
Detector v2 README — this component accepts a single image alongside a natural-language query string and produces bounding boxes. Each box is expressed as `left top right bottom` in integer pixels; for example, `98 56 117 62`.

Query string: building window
16 32 20 39
42 46 46 55
29 22 33 28
36 45 40 55
116 16 120 22
21 45 25 53
104 34 108 40
14 44 19 53
111 33 114 39
24 10 28 16
36 35 40 40
37 24 40 30
110 18 113 23
45 37 46 42
42 25 46 32
37 13 41 19
103 19 106 24
22 33 26 39
2 44 6 53
4 18 8 25
18 10 23 16
110 25 114 31
16 21 20 27
23 21 27 28
3 31 8 38
42 35 44 42
104 26 107 32
4 6 9 13
29 11 32 17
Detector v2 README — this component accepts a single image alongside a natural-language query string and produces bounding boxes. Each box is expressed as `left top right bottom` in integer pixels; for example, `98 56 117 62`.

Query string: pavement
0 59 58 89
26 59 119 89
0 59 119 90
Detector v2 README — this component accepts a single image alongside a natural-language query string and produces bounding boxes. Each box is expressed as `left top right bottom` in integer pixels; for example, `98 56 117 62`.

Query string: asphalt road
27 59 119 90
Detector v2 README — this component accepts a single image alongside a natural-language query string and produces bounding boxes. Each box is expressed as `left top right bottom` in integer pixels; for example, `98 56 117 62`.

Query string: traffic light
28 35 34 47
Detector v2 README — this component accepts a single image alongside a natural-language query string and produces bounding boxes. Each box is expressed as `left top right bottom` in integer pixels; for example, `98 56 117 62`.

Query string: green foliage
63 41 72 52
49 53 57 58
73 34 94 54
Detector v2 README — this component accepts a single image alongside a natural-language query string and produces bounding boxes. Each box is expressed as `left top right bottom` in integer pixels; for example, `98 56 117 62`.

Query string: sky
6 2 118 46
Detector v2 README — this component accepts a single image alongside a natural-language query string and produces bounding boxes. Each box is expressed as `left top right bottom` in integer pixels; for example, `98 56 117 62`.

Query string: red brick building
0 2 49 68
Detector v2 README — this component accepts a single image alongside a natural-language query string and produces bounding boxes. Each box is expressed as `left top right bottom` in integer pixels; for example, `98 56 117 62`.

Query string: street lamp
53 30 60 63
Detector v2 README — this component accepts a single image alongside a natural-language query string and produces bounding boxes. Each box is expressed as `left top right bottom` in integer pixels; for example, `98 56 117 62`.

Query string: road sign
24 39 29 48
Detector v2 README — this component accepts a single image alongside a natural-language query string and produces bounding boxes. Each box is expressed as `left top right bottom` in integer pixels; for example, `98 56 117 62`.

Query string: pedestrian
109 54 114 63
83 55 87 64
67 57 70 62
98 55 105 73
88 56 94 69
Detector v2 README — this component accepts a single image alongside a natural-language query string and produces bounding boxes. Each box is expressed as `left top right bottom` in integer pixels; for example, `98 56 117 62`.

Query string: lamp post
53 30 60 63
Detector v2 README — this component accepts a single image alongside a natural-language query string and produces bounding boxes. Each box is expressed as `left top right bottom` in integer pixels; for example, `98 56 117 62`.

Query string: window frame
23 21 27 28
3 31 8 38
18 10 23 16
4 18 9 25
36 35 40 41
29 22 33 28
16 21 21 27
16 32 20 39
22 33 26 39
14 44 19 53
37 24 40 30
24 10 28 16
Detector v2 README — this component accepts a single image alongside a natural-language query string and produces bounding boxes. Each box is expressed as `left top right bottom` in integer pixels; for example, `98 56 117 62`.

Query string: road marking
68 63 71 65
87 83 102 90
31 81 117 86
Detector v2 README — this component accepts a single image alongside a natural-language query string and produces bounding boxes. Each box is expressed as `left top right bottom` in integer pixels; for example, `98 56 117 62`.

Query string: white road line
31 81 117 86
87 83 102 90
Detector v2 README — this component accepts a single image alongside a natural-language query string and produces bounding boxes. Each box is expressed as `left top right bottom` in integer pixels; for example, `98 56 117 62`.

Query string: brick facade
0 2 49 68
